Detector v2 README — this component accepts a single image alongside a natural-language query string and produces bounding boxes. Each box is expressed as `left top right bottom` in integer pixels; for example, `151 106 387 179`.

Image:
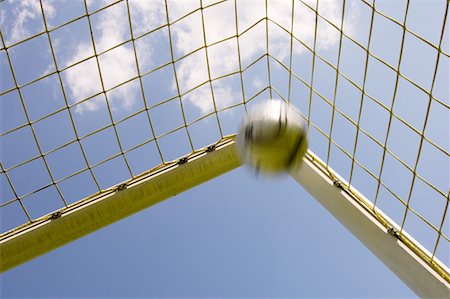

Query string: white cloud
93 2 129 53
62 0 156 113
129 0 165 36
6 0 352 115
166 0 198 22
2 0 57 45
172 0 347 114
5 0 41 44
61 0 171 113
64 55 102 112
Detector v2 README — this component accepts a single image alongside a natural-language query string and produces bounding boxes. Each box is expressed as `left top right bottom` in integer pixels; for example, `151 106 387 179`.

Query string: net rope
0 0 449 273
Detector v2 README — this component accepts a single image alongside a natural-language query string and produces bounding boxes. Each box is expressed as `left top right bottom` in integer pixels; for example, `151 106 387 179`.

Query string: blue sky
0 0 449 297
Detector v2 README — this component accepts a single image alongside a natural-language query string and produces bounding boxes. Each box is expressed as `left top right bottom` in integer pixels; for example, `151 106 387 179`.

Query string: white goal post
2 138 449 298
290 149 450 298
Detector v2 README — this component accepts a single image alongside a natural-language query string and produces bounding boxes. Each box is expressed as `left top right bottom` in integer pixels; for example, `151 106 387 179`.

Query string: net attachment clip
116 183 127 191
50 211 63 220
178 157 188 165
387 227 400 238
333 178 343 190
206 145 216 152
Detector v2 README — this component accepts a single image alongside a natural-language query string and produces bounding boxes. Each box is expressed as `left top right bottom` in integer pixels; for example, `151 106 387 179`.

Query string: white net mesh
0 0 448 278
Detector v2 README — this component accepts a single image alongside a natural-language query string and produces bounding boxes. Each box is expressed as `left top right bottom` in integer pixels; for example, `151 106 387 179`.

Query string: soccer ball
236 99 308 174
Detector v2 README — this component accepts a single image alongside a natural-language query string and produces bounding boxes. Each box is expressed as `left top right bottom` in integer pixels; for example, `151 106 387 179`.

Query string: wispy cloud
172 0 346 114
63 0 170 113
62 2 136 113
1 0 56 45
3 0 351 115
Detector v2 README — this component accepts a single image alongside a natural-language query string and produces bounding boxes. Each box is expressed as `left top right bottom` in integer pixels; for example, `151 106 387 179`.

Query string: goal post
1 0 449 297
0 137 240 272
2 137 448 298
290 150 450 298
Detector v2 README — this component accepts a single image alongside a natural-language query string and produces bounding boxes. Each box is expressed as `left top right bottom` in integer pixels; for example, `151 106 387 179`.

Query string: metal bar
290 151 450 298
2 136 449 298
0 138 240 273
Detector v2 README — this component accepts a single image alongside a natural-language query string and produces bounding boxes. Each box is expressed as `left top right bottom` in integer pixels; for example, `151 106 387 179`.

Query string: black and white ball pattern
236 99 308 174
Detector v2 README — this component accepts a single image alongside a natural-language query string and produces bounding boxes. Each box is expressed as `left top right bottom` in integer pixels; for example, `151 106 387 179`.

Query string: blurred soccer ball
236 99 308 174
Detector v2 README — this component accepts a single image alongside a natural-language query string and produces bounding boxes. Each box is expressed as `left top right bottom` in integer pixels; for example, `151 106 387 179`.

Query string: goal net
0 0 448 296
